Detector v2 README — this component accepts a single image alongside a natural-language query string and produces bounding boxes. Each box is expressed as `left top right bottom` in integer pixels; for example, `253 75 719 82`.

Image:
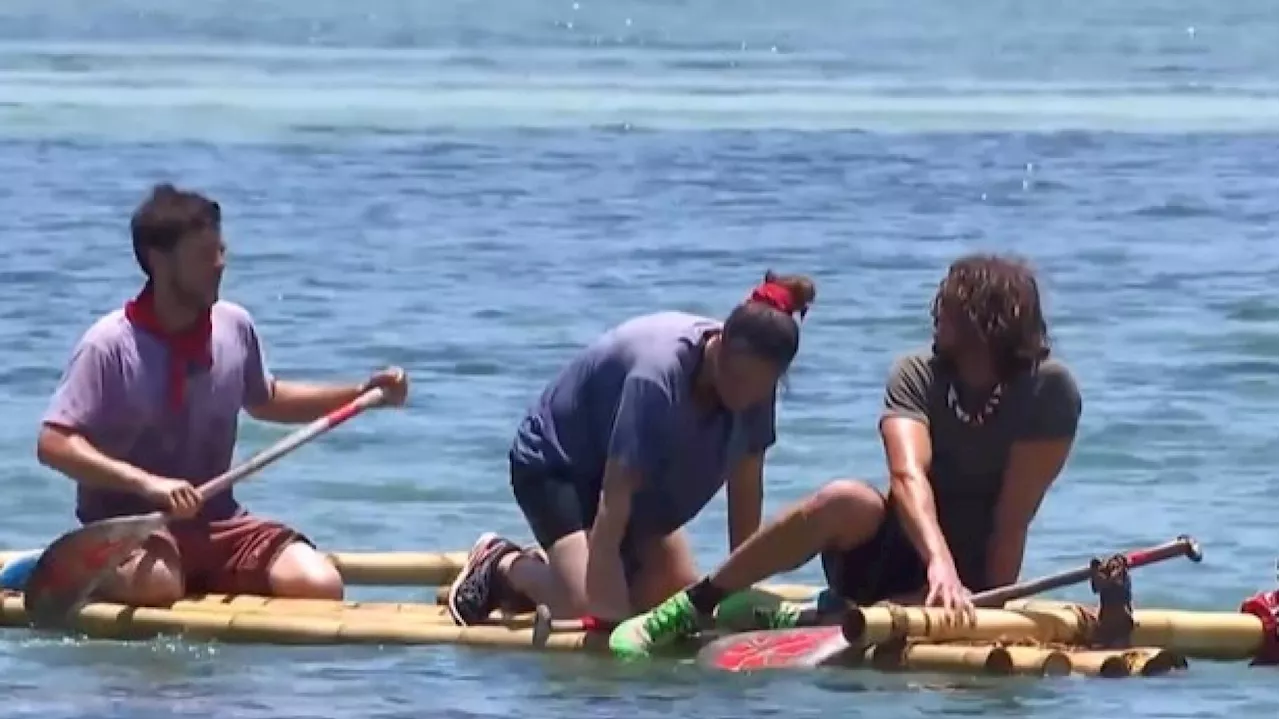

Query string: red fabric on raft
1239 589 1278 666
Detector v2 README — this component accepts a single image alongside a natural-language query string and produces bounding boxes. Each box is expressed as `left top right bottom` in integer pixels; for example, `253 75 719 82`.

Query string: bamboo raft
1 549 1273 680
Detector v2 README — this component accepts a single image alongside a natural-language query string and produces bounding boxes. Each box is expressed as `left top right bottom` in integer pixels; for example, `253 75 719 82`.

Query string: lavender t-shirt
42 301 275 524
510 311 777 540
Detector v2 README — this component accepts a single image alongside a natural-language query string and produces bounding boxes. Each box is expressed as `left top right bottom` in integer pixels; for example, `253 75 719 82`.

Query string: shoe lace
643 596 701 640
756 602 802 629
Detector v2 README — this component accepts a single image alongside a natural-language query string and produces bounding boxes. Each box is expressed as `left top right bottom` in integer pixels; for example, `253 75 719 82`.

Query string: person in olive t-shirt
610 253 1082 658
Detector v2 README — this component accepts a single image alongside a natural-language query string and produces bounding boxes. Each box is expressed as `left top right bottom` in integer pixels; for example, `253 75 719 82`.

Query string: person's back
510 310 720 483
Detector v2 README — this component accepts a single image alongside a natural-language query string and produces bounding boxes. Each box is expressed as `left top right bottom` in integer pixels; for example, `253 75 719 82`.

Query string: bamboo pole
1063 648 1188 678
865 641 1014 675
1 550 467 587
0 595 602 650
1006 600 1266 662
856 640 1071 677
843 603 1266 663
1002 645 1074 677
171 594 447 618
430 583 821 605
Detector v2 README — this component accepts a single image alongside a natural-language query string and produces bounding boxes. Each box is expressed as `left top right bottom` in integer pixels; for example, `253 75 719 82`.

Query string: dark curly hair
930 253 1051 380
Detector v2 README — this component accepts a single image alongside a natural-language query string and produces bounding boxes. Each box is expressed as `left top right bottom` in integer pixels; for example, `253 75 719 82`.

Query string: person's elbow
36 424 77 472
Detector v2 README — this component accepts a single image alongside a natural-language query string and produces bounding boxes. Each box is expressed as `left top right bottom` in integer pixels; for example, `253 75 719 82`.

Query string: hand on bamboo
925 558 976 626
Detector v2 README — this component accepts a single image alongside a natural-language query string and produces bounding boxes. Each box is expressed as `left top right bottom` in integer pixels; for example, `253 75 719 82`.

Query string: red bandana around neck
124 284 213 411
748 281 804 318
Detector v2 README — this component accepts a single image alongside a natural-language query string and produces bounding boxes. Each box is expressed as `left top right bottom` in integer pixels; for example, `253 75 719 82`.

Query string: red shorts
152 514 313 596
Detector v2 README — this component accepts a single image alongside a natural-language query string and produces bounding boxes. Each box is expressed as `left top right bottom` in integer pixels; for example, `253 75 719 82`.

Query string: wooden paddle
22 386 389 629
694 534 1203 671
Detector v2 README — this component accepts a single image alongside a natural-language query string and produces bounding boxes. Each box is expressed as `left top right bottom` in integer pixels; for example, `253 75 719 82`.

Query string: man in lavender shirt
36 183 410 606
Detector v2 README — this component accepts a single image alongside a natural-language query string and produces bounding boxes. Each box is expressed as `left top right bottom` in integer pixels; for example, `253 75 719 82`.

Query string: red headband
749 281 805 318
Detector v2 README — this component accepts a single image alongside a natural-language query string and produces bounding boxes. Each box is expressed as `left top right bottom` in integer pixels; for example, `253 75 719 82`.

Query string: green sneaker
713 591 806 631
608 591 705 659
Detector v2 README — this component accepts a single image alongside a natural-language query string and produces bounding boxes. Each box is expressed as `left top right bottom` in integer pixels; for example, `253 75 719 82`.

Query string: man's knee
803 479 886 540
267 542 344 600
104 537 186 606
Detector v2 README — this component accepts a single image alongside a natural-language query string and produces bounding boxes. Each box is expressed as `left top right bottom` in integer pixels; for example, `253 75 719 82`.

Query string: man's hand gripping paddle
694 534 1203 672
22 387 389 629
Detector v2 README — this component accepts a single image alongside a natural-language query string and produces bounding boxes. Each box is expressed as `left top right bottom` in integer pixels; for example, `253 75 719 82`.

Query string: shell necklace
946 381 1004 427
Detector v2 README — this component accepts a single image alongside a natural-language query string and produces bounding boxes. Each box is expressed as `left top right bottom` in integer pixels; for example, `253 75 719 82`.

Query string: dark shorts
151 514 312 596
509 461 643 581
820 505 991 605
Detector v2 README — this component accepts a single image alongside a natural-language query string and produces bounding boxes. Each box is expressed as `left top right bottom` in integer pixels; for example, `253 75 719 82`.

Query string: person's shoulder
608 311 716 375
74 309 132 354
212 300 256 327
886 347 943 386
1026 357 1082 411
1030 357 1079 392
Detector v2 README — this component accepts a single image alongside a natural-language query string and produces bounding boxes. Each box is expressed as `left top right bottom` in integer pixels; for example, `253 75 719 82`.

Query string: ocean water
0 0 1276 717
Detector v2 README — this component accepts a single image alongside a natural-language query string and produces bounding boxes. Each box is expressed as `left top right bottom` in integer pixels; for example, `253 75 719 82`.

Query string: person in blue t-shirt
446 271 816 627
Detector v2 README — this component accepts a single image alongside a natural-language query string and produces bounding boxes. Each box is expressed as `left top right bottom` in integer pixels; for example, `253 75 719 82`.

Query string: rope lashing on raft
1088 552 1135 649
1239 589 1278 666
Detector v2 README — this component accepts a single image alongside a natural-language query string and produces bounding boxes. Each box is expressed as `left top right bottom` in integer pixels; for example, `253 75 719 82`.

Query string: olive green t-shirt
881 349 1082 590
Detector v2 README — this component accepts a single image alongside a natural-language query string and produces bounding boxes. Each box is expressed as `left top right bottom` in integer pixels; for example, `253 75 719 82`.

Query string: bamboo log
859 641 1070 677
1064 648 1188 678
865 641 1014 675
843 603 1265 663
169 595 547 628
0 595 602 650
844 606 1070 646
430 583 821 605
1 549 467 587
1003 645 1074 677
1005 600 1266 662
171 594 447 618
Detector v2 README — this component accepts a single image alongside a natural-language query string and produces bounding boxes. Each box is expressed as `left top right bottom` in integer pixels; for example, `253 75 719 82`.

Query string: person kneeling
446 273 817 628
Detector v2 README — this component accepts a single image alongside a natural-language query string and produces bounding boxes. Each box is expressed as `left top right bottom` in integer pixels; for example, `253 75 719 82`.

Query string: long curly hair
930 254 1051 380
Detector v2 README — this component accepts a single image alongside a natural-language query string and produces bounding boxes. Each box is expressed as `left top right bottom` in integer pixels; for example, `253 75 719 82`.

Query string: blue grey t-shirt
509 311 777 539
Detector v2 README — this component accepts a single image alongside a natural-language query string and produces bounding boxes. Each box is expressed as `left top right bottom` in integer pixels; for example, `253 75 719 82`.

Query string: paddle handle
971 534 1202 608
196 387 388 504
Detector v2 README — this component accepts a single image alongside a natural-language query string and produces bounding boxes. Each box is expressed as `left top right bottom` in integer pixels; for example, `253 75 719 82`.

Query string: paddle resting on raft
22 386 389 629
694 534 1203 671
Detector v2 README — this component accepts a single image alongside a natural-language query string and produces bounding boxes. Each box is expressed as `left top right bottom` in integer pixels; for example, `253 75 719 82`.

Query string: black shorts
820 510 927 605
509 460 643 580
820 507 991 605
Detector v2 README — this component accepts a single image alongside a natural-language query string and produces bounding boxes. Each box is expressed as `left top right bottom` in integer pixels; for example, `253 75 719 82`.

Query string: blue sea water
0 0 1276 717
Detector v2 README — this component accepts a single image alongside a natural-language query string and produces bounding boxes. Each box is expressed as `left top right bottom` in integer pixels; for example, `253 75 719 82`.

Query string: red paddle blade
695 626 849 672
22 514 162 628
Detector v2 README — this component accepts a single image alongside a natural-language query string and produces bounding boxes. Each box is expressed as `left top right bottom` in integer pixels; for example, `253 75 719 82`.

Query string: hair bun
750 271 817 318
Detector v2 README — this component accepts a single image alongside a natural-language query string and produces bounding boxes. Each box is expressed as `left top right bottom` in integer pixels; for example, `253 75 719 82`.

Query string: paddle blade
22 514 162 628
695 626 850 672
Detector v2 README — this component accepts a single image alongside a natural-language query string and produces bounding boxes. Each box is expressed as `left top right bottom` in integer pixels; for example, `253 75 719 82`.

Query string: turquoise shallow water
0 0 1276 716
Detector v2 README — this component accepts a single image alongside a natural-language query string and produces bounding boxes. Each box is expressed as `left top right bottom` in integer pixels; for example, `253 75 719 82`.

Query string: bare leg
607 480 892 657
95 535 185 607
500 530 591 618
689 479 887 610
627 529 699 611
266 542 344 600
